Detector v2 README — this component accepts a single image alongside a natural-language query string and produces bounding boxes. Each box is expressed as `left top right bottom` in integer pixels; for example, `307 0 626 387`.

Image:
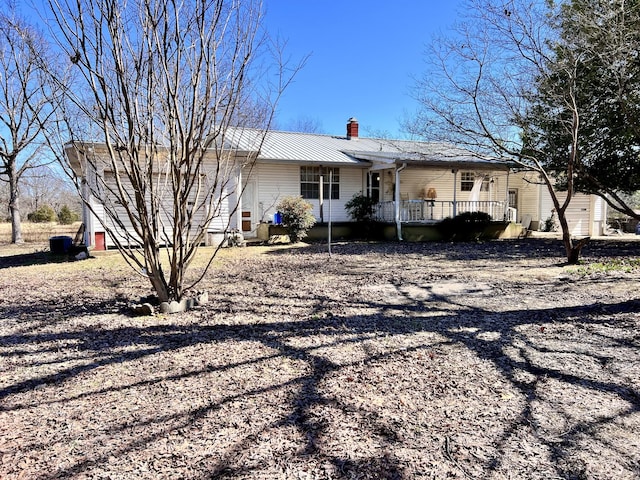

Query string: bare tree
407 0 590 263
284 115 325 134
0 8 56 243
20 164 80 214
46 0 300 304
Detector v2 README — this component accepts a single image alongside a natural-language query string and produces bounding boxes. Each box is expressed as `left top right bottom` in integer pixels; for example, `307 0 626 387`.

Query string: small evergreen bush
276 196 316 243
58 204 80 225
345 192 377 223
438 211 492 241
27 205 57 223
542 213 558 232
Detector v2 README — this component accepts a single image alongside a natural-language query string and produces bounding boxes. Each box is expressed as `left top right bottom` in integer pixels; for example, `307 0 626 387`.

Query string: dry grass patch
1 239 639 479
0 222 82 244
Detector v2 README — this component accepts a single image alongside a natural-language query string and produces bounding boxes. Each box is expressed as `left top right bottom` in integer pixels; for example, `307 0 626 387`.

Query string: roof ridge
261 127 404 143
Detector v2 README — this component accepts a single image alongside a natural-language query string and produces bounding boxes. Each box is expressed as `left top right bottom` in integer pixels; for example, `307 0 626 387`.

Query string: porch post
452 169 458 217
505 170 510 221
395 163 407 240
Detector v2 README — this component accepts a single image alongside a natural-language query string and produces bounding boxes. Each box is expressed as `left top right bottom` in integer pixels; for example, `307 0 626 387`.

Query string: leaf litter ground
1 238 639 479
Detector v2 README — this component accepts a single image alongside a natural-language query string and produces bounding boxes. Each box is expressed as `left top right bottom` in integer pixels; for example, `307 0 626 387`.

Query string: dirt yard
1 237 639 479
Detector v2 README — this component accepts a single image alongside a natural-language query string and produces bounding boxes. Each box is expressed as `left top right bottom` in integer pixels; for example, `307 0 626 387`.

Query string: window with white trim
460 171 489 192
300 166 339 199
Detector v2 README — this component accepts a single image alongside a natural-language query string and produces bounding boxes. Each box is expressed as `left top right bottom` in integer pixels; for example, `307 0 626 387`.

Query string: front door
508 188 518 210
367 171 381 202
241 180 256 233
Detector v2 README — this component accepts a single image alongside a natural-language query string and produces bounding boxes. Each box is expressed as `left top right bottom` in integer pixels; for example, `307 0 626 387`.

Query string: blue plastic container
274 212 282 225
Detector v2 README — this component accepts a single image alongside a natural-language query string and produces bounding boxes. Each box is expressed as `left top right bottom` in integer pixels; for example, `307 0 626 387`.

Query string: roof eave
400 159 512 171
255 157 372 168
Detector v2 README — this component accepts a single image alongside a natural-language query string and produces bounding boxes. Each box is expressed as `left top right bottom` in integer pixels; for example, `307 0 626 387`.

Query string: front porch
373 199 517 223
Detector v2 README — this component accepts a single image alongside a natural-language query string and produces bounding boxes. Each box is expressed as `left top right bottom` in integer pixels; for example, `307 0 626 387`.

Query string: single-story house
66 118 607 249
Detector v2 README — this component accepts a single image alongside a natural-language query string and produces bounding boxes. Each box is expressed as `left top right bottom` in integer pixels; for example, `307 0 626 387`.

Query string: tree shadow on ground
267 237 640 265
4 303 640 478
0 251 93 269
2 246 640 479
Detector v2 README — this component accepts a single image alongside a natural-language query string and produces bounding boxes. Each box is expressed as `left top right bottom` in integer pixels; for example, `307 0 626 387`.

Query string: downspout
236 167 243 232
82 179 92 247
319 167 324 223
82 148 94 248
538 172 544 230
395 163 407 241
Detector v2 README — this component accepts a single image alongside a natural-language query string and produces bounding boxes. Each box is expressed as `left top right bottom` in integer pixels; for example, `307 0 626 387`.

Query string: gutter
395 163 407 241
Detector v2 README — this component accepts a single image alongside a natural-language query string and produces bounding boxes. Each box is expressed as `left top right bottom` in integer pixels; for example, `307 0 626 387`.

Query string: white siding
99 170 233 248
398 170 459 201
567 194 593 236
379 168 509 203
325 167 366 222
252 163 367 223
509 173 541 225
254 163 300 223
566 194 591 236
539 190 594 236
75 146 240 248
251 165 511 224
591 196 607 236
207 188 231 233
511 172 605 235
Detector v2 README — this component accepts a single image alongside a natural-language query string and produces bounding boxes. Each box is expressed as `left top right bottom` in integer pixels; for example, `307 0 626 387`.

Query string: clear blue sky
263 1 462 138
20 0 462 139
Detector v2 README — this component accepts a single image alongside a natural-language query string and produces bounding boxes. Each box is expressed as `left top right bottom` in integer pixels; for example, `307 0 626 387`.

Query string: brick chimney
346 117 359 139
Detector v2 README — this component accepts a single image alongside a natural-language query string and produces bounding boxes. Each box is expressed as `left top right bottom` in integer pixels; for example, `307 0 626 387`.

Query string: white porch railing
373 200 517 223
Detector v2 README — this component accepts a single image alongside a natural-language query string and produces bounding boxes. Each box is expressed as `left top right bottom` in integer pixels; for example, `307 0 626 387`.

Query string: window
366 172 380 203
461 171 489 192
300 166 339 199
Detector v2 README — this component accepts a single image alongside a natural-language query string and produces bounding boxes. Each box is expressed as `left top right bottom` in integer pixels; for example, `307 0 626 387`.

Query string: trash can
49 236 73 254
274 212 282 225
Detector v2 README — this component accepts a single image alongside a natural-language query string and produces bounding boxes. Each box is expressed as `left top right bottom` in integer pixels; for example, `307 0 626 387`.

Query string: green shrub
57 204 80 225
542 214 558 232
27 205 57 223
345 192 377 223
438 211 492 241
276 196 316 243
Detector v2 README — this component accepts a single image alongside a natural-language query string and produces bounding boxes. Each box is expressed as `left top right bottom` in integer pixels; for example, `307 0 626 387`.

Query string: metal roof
226 128 511 170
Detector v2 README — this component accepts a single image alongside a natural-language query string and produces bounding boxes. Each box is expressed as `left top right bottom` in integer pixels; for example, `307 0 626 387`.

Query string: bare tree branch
44 0 303 303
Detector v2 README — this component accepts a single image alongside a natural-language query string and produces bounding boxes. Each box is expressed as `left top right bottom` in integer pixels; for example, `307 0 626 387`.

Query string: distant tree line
0 165 81 224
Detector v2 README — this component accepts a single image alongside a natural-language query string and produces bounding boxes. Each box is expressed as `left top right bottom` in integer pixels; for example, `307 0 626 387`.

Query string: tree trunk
8 165 23 244
566 235 590 265
558 209 589 264
148 269 171 303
